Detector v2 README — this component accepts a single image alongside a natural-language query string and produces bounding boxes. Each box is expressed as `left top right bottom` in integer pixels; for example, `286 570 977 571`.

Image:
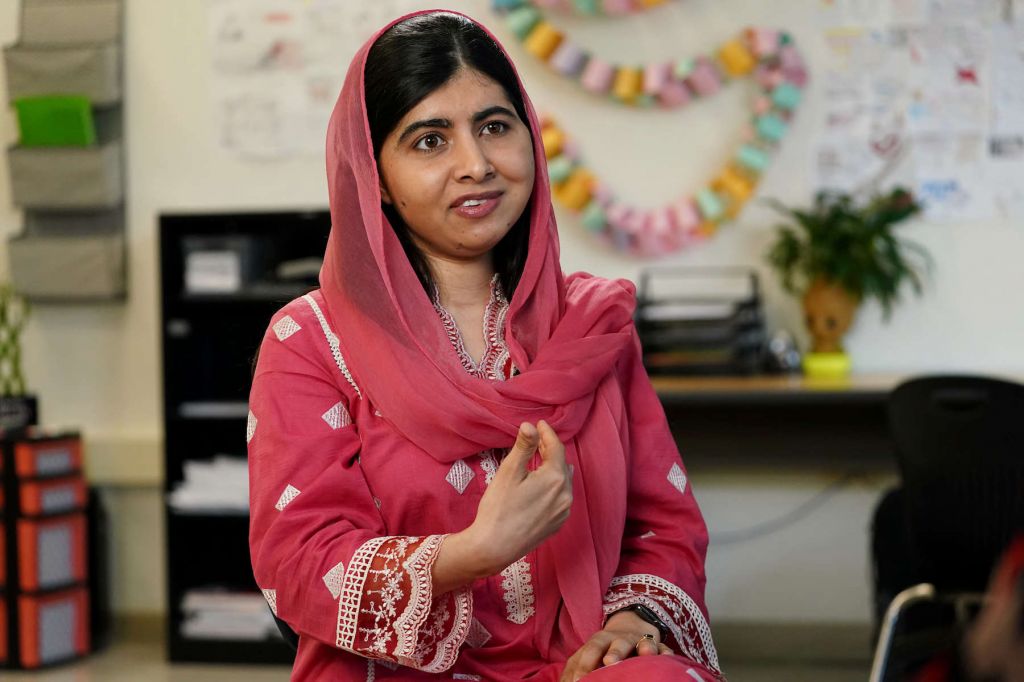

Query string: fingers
573 638 611 679
601 636 634 666
536 419 567 470
657 642 674 655
635 635 660 656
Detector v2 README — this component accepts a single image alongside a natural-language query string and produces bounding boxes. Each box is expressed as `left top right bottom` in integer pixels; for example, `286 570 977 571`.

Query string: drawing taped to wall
815 0 1024 221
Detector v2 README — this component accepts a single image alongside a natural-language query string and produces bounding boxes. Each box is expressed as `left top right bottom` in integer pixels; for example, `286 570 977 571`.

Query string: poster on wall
206 0 421 159
815 0 1024 221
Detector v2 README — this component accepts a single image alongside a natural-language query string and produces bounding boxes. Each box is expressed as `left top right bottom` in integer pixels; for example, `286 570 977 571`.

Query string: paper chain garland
505 0 679 17
493 0 808 257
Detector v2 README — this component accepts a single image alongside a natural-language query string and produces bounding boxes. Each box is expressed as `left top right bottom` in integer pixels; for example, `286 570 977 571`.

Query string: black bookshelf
159 210 330 664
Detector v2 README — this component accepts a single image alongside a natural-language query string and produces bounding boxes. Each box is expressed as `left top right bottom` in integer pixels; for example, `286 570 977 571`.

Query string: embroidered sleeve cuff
336 534 473 673
602 573 721 676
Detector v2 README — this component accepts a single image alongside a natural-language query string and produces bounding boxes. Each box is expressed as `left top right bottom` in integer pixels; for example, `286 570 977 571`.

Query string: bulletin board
204 0 420 159
815 0 1024 221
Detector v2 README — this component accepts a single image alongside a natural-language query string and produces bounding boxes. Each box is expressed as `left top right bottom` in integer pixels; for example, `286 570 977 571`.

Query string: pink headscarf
320 9 639 651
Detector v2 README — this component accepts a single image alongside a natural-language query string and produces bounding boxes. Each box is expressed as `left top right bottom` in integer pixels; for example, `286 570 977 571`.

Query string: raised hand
431 420 573 595
468 420 573 573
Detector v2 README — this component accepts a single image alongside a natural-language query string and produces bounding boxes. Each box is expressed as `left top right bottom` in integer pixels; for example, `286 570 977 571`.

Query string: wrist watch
612 604 670 642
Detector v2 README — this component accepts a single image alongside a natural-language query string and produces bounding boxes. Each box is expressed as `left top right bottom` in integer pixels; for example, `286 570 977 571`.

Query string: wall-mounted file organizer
19 0 121 47
7 138 122 210
8 210 125 302
1 431 92 670
3 44 121 106
3 0 126 303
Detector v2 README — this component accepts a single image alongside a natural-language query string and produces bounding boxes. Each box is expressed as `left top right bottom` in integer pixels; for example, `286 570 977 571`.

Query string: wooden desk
651 374 904 472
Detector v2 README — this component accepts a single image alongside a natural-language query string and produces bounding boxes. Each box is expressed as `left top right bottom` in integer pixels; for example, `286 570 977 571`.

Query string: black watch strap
611 603 671 643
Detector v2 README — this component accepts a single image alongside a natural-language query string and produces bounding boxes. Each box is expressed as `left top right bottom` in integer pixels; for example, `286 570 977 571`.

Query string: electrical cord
708 471 859 546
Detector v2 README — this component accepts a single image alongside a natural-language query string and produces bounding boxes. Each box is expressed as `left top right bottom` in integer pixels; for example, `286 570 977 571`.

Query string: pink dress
247 276 723 681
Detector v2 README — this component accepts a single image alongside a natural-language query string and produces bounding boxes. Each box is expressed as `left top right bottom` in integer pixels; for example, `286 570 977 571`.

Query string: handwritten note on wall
816 0 1024 221
206 0 421 159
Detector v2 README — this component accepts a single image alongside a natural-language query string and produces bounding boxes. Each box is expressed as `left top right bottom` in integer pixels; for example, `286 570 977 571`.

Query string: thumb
499 422 539 476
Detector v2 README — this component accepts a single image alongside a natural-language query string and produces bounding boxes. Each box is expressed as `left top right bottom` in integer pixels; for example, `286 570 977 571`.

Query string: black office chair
274 613 300 651
870 375 1024 681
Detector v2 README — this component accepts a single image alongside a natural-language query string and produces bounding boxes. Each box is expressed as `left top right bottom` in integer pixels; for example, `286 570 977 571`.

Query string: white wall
1 0 1020 619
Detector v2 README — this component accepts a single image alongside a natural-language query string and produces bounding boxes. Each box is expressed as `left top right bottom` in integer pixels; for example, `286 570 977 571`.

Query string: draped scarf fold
320 8 639 653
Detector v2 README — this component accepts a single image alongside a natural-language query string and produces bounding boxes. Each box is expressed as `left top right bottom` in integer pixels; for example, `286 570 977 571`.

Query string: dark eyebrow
396 118 451 145
472 105 517 124
395 106 518 146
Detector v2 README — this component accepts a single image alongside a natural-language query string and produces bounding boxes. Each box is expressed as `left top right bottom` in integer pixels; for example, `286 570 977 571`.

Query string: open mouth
451 192 503 219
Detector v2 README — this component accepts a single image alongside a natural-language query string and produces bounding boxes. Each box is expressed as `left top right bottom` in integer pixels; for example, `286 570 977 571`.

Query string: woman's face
377 68 535 263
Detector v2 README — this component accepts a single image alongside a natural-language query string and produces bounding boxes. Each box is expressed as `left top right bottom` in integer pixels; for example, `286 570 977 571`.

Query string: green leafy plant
765 187 930 319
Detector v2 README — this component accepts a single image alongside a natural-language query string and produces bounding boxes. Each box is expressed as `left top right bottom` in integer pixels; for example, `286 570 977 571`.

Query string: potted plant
0 283 36 430
765 187 929 378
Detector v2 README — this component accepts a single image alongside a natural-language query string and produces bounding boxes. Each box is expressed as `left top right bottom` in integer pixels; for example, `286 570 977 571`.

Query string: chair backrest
889 375 1024 591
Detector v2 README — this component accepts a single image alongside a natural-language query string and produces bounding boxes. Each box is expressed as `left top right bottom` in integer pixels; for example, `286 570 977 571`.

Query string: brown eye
414 134 445 151
483 121 508 135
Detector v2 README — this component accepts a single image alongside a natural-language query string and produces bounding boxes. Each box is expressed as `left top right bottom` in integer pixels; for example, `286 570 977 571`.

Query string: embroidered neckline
432 274 514 381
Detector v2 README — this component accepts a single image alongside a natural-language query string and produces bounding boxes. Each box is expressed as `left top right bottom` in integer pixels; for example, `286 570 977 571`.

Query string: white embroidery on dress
378 659 398 671
602 573 720 673
335 535 472 672
272 314 301 341
303 294 362 398
446 459 475 494
366 659 375 682
668 462 688 495
262 588 277 616
322 401 352 430
432 274 513 381
337 536 388 649
465 618 491 648
419 582 473 672
479 450 500 485
374 497 382 510
359 537 416 657
500 556 536 624
323 561 346 600
640 530 657 539
392 537 441 659
454 675 483 680
374 409 383 417
274 484 301 511
687 668 705 681
246 410 257 444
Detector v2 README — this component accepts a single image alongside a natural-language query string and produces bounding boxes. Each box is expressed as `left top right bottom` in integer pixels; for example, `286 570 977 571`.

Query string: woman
247 9 722 681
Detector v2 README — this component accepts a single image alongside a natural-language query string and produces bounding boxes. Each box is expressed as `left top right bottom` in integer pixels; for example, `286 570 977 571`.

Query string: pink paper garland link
533 26 806 258
496 0 808 110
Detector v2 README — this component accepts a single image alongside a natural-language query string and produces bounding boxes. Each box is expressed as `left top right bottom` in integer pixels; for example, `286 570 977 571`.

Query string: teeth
461 199 485 207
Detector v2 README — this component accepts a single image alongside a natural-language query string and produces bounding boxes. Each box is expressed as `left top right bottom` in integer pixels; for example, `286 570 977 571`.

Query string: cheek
496 136 536 186
515 146 537 186
390 163 446 210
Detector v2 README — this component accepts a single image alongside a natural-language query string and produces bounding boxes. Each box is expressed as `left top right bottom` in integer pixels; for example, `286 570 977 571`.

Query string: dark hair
364 12 532 302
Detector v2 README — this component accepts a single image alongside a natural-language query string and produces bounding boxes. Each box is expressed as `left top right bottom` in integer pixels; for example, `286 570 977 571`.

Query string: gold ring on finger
634 633 656 652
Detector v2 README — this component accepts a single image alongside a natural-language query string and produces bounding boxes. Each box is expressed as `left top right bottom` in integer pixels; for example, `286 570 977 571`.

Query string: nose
453 134 494 183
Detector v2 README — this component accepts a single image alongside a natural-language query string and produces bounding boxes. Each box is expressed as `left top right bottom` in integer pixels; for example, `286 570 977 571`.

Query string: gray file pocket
9 213 126 301
4 43 121 106
8 138 122 210
19 0 122 47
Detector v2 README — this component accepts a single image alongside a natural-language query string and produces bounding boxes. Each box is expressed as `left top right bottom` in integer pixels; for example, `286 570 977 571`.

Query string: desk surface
651 374 901 465
650 374 906 406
